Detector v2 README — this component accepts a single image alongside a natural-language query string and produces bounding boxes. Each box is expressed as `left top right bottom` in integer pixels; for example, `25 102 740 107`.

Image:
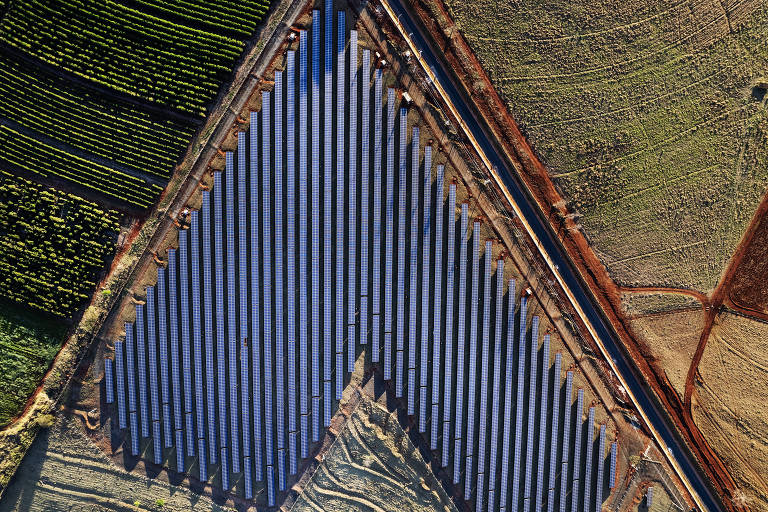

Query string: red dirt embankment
400 0 743 508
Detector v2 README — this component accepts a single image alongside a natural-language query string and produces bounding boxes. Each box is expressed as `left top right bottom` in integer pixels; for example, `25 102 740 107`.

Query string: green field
0 300 65 428
444 0 768 292
0 171 120 317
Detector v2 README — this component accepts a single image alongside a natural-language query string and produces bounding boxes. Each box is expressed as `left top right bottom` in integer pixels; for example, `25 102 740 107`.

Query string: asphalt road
382 1 726 510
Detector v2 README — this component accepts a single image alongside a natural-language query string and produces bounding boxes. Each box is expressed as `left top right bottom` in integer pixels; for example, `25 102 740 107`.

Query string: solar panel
274 70 287 492
560 371 574 512
175 429 185 471
135 306 150 438
168 249 182 442
152 421 162 466
372 68 383 367
189 211 207 466
146 287 163 465
213 171 229 477
104 357 114 404
463 222 481 498
347 29 358 376
359 48 370 353
419 146 432 434
156 268 173 448
236 128 252 474
261 93 276 505
311 8 322 443
523 316 540 512
129 412 140 456
583 406 595 512
125 324 137 421
244 455 254 500
535 334 551 512
646 486 653 507
609 442 617 489
407 126 420 415
240 343 252 483
548 353 563 509
383 88 395 383
298 28 310 461
115 341 127 428
571 388 585 512
286 49 299 476
178 230 195 456
441 183 457 468
335 12 346 402
498 278 516 511
475 240 493 509
511 295 528 510
224 151 240 473
452 203 470 485
485 257 504 509
146 288 160 423
201 191 218 462
430 164 446 451
249 111 264 480
595 425 606 512
220 448 230 490
322 1 333 433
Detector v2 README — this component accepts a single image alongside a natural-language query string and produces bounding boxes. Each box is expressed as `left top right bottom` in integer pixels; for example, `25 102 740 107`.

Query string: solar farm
101 3 625 510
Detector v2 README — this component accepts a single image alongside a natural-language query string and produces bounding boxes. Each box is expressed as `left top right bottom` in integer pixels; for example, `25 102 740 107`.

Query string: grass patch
444 0 768 291
0 300 66 428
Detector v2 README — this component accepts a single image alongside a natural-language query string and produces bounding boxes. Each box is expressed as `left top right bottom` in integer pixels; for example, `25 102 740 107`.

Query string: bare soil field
441 0 768 293
0 414 233 512
622 296 703 399
728 206 768 314
292 398 456 512
693 310 768 511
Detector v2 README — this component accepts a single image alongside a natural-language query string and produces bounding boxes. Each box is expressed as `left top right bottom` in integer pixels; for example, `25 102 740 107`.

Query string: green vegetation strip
0 54 195 179
132 0 270 38
0 170 120 317
0 125 162 208
0 301 66 429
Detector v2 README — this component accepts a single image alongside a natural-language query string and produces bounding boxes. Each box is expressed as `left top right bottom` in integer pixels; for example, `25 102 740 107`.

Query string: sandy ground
0 414 233 512
625 306 703 400
291 398 457 512
693 311 768 511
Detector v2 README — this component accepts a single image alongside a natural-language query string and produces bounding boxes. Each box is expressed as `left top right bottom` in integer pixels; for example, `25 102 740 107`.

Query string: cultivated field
694 311 768 511
442 0 768 293
292 398 457 512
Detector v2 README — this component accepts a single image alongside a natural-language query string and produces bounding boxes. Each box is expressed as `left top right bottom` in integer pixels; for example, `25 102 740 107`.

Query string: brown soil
728 204 768 315
626 307 704 400
693 311 768 511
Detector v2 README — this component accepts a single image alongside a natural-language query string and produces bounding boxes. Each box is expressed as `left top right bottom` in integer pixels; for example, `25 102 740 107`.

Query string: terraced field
443 0 768 293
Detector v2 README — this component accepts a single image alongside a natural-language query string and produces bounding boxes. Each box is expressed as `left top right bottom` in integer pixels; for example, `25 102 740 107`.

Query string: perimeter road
376 1 724 510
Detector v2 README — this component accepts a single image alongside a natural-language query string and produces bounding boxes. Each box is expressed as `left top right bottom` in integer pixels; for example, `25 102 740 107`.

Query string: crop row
0 55 194 179
132 0 270 38
0 170 120 318
1 0 245 115
0 125 163 209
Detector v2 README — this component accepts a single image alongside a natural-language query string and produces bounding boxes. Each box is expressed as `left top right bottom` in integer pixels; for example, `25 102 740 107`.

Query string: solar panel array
105 1 619 509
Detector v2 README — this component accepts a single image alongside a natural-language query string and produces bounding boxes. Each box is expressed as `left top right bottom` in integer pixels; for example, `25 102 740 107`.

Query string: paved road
382 1 726 510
